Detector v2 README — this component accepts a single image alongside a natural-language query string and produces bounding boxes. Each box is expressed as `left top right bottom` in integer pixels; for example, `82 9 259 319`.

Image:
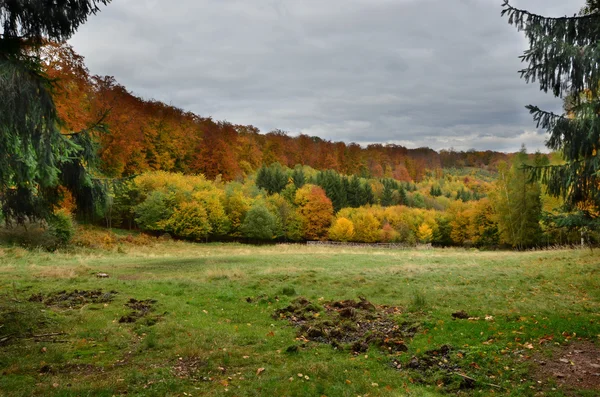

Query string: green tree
381 183 394 207
241 202 277 241
291 166 306 189
347 176 363 207
502 1 600 229
0 1 111 223
255 163 288 195
134 191 174 231
491 148 542 249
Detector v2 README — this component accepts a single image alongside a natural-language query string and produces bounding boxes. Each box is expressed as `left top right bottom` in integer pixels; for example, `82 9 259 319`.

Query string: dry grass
30 264 92 279
203 267 246 281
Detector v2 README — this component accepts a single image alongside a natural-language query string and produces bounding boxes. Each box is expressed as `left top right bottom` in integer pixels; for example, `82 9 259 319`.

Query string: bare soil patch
39 363 105 376
273 296 414 354
531 341 600 395
118 298 160 324
28 290 117 308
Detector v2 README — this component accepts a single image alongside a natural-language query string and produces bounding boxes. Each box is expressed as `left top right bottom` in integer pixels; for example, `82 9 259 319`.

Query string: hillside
44 42 513 182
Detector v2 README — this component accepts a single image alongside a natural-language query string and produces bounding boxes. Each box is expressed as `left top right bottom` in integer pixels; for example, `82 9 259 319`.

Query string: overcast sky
69 0 584 152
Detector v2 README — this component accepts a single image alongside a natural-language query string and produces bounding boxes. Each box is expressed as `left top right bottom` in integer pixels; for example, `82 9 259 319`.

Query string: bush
47 209 75 246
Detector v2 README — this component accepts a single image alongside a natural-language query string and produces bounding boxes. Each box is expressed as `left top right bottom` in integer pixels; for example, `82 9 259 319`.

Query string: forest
0 42 588 249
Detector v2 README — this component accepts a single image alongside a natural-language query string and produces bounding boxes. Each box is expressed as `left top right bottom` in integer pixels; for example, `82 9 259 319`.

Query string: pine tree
361 183 375 206
380 183 394 207
291 166 306 189
347 175 362 208
0 1 111 223
501 1 600 229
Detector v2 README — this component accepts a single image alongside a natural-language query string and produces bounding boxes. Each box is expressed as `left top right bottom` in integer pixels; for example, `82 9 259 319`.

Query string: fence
305 241 432 250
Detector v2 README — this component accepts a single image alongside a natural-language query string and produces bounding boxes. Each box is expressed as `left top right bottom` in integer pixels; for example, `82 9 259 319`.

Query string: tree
291 166 306 189
502 1 600 230
417 223 433 244
490 149 542 249
255 163 288 195
241 202 277 241
163 201 212 241
295 185 333 240
328 217 355 242
0 1 111 223
381 183 395 207
352 210 381 243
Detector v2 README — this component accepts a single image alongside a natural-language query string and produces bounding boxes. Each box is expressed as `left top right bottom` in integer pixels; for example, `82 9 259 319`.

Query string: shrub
47 209 75 246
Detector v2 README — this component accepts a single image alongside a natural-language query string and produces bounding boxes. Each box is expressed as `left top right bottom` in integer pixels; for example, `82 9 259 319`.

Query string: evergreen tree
380 183 394 207
502 1 600 227
0 0 111 223
255 164 288 195
315 170 347 212
361 182 375 206
397 186 407 206
347 175 362 208
291 166 306 189
430 185 442 197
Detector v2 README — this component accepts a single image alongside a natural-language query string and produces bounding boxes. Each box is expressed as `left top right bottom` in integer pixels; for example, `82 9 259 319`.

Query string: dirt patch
273 296 414 354
172 356 208 381
118 298 160 324
39 363 105 376
28 290 117 308
451 310 470 319
394 345 477 390
531 341 600 395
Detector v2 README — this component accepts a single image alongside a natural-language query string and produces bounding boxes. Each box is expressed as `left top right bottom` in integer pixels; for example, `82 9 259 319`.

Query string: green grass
0 241 599 396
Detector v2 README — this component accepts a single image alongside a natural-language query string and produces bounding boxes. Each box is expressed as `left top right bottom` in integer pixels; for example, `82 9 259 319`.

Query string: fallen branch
27 332 67 338
453 372 501 389
31 339 69 343
0 334 14 343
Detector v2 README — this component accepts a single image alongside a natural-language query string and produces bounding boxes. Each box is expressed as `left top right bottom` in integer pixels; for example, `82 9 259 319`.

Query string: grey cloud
69 0 582 152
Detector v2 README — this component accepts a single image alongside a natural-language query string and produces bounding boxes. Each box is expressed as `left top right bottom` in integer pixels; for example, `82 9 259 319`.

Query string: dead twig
27 332 67 338
30 339 69 343
453 372 501 389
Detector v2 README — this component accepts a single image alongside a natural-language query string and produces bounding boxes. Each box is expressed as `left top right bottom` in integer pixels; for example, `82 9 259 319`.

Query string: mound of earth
29 290 117 308
531 341 600 395
118 298 160 324
273 296 415 354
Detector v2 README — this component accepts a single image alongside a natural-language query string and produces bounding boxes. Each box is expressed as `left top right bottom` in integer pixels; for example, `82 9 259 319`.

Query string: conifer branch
501 1 599 23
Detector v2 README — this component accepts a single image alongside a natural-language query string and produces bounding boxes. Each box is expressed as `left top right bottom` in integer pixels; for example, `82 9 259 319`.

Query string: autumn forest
26 42 586 250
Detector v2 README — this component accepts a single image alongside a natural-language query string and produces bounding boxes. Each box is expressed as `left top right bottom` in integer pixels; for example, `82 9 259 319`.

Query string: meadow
0 238 599 396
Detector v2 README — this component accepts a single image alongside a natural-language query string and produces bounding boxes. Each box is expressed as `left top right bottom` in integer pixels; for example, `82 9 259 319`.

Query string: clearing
0 239 599 396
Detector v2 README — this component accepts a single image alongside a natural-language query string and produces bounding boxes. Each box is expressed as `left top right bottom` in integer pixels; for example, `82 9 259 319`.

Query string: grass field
0 239 599 396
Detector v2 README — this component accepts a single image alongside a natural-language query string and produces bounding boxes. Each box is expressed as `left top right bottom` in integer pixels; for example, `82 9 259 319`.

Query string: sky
69 0 585 153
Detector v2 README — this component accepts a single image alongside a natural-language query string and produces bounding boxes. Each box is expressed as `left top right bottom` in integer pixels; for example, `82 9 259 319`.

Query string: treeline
45 42 512 183
93 148 587 248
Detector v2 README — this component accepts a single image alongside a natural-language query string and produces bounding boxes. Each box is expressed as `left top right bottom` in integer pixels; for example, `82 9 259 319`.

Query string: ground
0 235 599 396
